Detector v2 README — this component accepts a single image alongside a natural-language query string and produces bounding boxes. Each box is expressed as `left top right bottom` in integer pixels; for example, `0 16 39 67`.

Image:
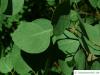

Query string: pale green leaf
64 30 77 39
74 49 85 69
58 39 79 54
11 45 32 74
58 60 73 75
91 61 100 70
12 0 24 15
33 18 53 36
0 54 13 73
84 23 100 46
0 0 8 13
70 10 78 22
11 19 53 53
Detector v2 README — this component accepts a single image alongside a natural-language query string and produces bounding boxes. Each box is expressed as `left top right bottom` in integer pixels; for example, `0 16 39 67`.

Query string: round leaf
11 20 53 53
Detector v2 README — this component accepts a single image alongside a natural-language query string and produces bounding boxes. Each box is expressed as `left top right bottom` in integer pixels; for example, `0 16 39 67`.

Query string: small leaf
11 45 32 74
58 39 79 54
0 54 13 73
12 0 24 15
97 0 100 8
58 60 73 75
54 15 70 35
0 0 8 13
84 23 100 46
85 37 100 55
47 0 55 6
11 19 53 53
91 61 100 70
74 49 85 69
64 30 78 39
70 10 78 22
89 0 98 8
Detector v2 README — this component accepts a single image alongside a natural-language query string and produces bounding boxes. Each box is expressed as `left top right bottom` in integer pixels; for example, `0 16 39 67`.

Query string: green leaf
58 39 79 54
11 19 53 53
74 49 85 69
84 23 100 46
64 30 78 39
85 37 100 55
97 0 100 8
47 0 55 6
0 0 8 13
11 45 32 74
0 54 13 73
91 61 100 70
71 0 80 4
58 60 73 75
12 0 24 15
89 0 98 8
33 18 53 36
54 15 70 35
70 10 78 22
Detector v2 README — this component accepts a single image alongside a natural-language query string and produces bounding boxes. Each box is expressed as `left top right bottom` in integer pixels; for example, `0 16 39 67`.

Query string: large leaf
84 23 100 46
11 45 32 74
54 15 70 35
74 49 85 69
0 54 13 73
58 60 73 75
11 19 53 53
0 0 8 13
58 39 79 54
91 61 100 70
12 0 24 15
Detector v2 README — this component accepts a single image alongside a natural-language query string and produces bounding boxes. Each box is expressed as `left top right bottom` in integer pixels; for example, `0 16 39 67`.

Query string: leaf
52 0 70 25
84 23 100 46
97 0 100 8
11 45 32 74
85 37 100 55
47 0 55 6
0 54 13 73
64 30 78 39
0 0 8 13
11 19 53 53
89 0 98 8
70 10 78 22
33 18 53 36
71 0 80 4
58 39 79 54
12 0 24 15
58 60 73 75
54 15 70 35
74 49 85 69
91 61 100 70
